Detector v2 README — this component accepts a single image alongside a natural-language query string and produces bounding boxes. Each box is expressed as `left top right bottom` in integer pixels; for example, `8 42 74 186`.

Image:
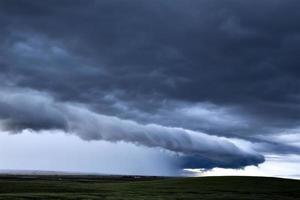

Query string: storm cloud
0 88 264 169
0 0 300 173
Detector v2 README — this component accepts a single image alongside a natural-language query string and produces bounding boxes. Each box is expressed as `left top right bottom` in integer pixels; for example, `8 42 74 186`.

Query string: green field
0 175 299 199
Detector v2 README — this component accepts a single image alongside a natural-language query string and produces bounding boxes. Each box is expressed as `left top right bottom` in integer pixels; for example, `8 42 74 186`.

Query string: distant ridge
0 169 168 178
0 169 103 176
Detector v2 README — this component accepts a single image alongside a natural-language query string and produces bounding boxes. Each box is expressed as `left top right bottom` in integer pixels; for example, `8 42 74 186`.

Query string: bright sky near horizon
1 131 299 178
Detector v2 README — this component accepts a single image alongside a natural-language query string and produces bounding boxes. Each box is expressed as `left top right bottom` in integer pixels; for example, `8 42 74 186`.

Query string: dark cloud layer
0 0 300 171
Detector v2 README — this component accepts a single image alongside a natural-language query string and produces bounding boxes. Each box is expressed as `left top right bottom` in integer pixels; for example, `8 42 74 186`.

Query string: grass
0 175 299 199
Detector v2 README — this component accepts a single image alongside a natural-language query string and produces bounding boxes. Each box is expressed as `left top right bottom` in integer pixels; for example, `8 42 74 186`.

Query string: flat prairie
0 175 299 199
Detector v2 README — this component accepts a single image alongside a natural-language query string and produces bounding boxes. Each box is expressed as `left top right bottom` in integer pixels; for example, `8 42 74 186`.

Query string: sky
0 0 300 178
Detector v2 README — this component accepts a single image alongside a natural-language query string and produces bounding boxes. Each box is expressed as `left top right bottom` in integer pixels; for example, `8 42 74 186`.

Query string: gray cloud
0 0 300 173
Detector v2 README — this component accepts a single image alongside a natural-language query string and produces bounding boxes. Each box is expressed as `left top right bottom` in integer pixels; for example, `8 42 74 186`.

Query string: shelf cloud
0 88 264 170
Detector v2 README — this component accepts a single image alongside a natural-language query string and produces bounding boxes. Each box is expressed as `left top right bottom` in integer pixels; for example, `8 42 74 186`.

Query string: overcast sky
0 0 300 178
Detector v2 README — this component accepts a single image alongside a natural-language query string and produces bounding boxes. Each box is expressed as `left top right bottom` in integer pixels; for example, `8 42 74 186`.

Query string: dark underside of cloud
0 0 299 172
